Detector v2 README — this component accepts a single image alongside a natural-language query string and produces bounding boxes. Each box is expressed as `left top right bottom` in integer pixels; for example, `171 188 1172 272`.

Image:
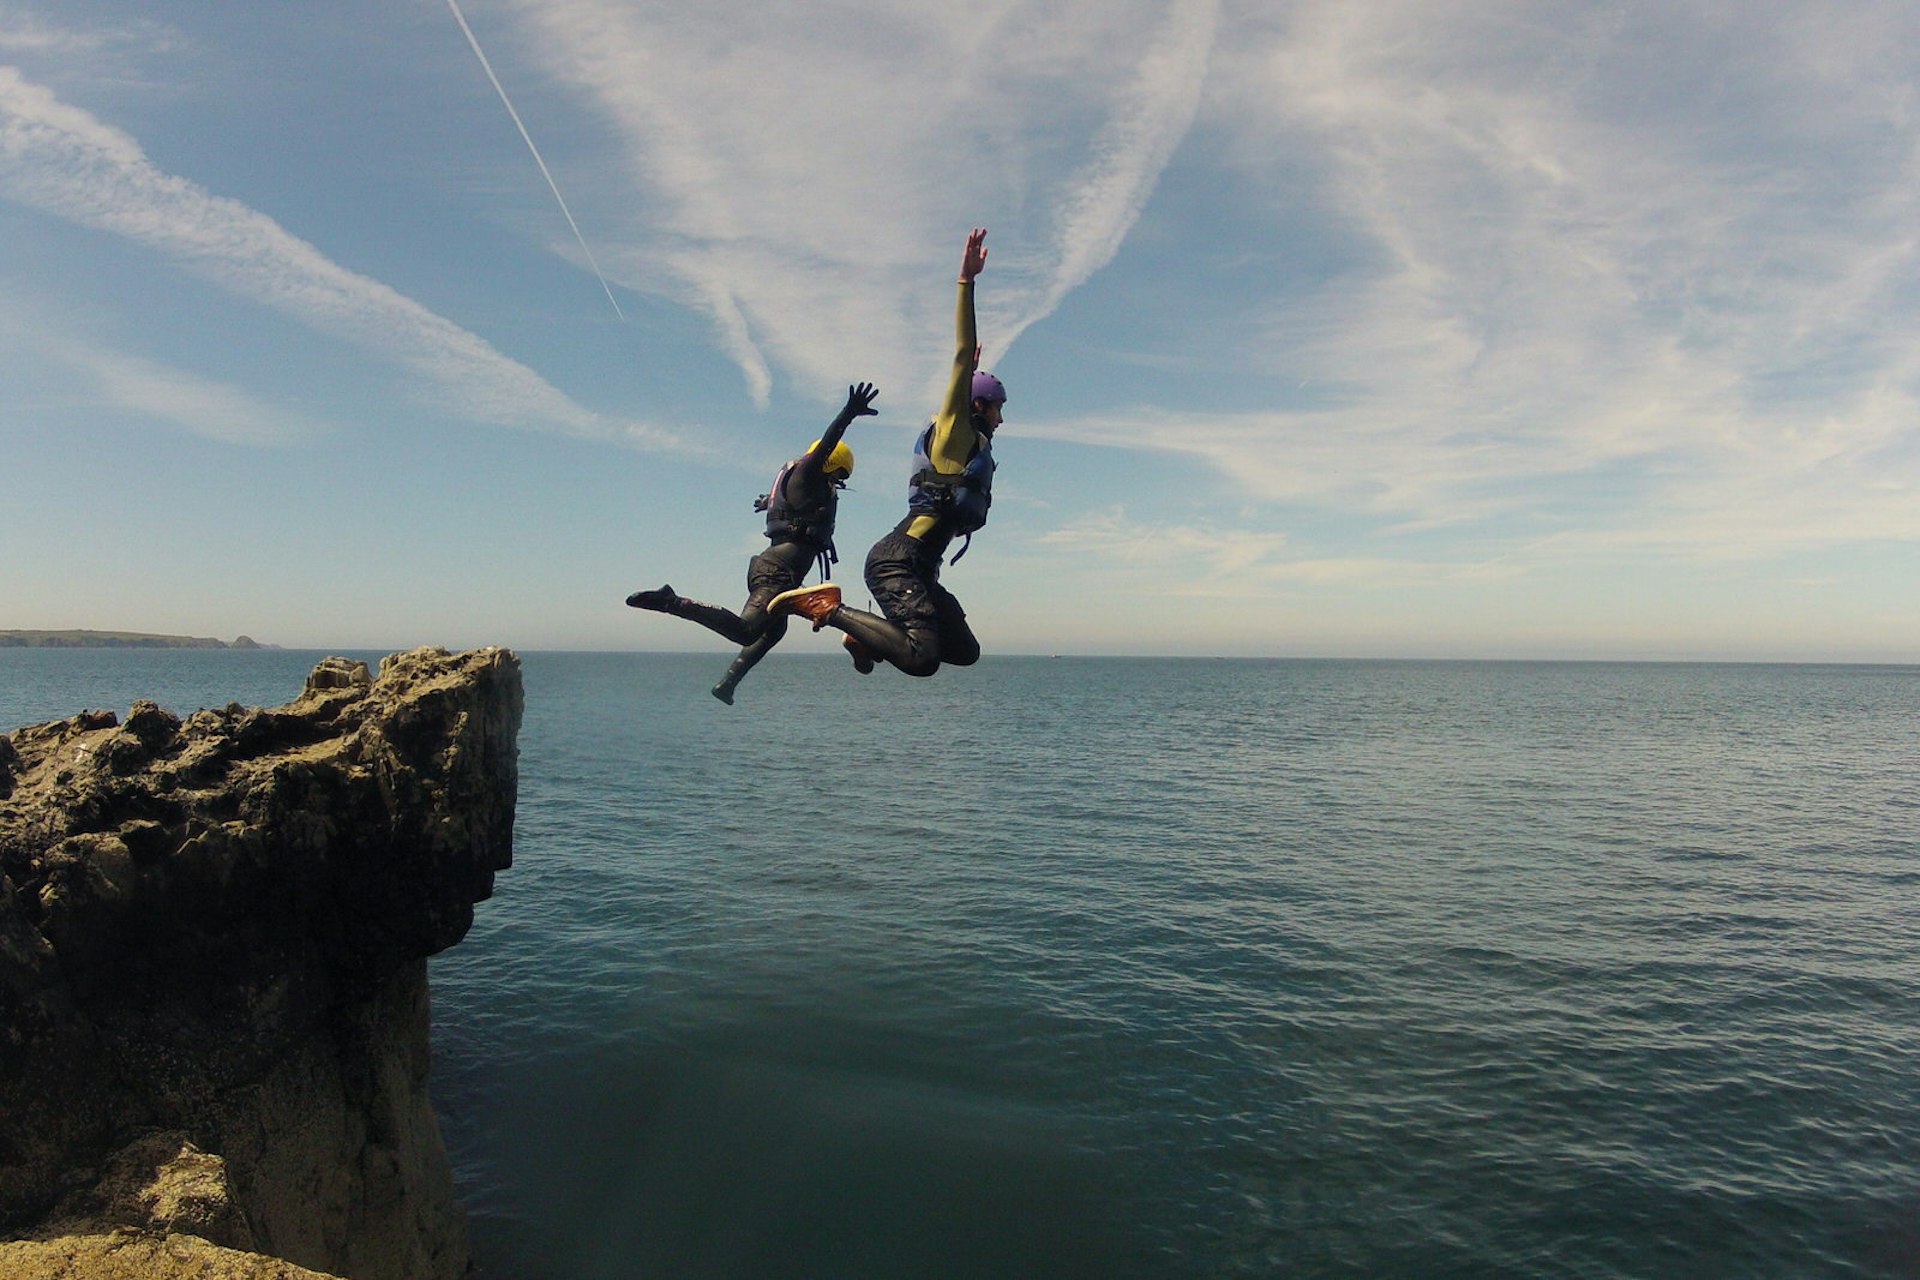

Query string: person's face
976 399 1005 430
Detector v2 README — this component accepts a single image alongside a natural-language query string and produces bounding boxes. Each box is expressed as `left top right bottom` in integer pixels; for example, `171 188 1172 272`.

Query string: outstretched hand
960 227 988 282
846 382 879 417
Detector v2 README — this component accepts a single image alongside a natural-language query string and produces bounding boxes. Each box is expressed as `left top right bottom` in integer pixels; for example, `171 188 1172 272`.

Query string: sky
4 0 1919 661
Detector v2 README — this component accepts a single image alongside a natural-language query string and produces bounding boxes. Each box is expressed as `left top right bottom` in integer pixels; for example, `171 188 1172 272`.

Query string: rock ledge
0 646 523 1280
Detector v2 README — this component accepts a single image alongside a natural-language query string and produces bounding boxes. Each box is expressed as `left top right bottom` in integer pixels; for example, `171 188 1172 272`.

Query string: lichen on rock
0 646 522 1280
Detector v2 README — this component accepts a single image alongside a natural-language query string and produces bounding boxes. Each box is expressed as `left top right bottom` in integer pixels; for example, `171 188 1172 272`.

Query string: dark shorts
747 541 815 598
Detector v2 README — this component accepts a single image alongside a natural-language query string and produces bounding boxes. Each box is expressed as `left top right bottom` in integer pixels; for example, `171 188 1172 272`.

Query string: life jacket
754 459 839 578
907 424 994 559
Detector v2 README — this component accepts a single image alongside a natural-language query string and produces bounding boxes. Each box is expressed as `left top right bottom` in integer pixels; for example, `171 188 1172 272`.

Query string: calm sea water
4 650 1918 1279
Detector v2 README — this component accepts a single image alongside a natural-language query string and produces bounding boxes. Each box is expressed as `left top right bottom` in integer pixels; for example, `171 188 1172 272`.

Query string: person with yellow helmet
768 228 999 678
626 381 877 702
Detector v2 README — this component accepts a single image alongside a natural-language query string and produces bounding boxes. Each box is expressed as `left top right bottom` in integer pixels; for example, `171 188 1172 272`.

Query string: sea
3 648 1918 1280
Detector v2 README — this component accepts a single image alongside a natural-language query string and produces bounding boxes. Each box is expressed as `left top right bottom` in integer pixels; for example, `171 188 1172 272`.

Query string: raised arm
926 228 987 472
793 382 879 481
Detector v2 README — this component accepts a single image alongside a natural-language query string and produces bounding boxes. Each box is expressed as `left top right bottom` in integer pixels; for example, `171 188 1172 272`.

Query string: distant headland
0 630 273 649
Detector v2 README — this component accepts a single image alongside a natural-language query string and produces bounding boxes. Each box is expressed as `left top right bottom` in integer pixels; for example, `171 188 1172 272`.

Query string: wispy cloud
61 349 314 446
0 296 314 444
1028 378 1920 568
500 0 1216 406
0 8 151 57
0 65 684 451
1032 504 1521 592
1025 0 1920 565
993 0 1218 360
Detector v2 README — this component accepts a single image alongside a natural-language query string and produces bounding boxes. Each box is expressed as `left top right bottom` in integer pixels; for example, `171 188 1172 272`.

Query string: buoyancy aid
907 424 994 546
755 459 839 577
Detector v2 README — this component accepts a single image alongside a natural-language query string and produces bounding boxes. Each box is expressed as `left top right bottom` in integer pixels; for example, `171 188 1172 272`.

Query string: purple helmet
971 370 1007 405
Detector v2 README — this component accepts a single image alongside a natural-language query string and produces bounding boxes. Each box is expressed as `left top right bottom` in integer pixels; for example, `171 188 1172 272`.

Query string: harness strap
911 467 967 491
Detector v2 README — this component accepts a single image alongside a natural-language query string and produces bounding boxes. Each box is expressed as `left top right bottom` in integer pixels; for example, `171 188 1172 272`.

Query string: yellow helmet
811 439 855 480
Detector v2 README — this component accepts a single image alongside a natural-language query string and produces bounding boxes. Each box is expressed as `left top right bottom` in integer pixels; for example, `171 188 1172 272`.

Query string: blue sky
4 0 1918 660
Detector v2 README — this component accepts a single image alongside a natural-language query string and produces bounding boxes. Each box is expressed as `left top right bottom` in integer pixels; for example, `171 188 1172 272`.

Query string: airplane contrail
444 0 627 322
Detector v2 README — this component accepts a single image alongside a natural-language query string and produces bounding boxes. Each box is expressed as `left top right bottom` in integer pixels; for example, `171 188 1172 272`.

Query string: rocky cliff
0 647 522 1280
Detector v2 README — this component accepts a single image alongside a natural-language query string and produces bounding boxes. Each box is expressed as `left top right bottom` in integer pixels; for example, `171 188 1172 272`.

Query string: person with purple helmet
768 228 1002 678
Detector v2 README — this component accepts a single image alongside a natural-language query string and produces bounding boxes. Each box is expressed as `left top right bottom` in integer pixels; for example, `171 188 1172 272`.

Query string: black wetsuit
627 383 873 702
670 464 837 699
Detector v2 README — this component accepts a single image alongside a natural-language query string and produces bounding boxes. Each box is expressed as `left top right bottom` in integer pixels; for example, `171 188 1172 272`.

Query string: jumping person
768 229 1000 678
626 382 878 703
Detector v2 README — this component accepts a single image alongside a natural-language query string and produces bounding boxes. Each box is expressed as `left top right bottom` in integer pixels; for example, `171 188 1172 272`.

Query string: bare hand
960 227 988 282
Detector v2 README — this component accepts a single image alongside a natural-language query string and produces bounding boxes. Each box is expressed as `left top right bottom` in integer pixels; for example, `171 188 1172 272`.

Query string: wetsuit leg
668 596 753 645
710 616 790 704
735 582 782 639
656 544 806 647
710 543 812 703
629 583 752 643
828 603 936 675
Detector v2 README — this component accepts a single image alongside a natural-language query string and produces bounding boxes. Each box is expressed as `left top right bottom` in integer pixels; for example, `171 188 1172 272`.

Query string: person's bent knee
938 620 981 667
892 633 943 678
939 631 981 666
739 593 784 637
